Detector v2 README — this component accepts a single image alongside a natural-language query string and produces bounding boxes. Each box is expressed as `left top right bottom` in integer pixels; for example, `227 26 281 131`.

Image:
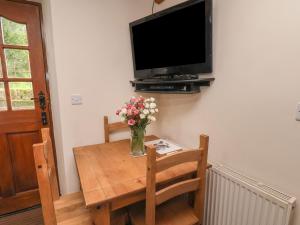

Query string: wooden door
0 0 52 215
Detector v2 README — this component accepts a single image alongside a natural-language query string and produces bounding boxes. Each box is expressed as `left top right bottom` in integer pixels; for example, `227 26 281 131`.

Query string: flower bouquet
116 96 158 156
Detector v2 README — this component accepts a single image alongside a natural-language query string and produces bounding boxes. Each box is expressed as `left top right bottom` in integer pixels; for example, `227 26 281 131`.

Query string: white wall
41 0 160 194
41 0 300 224
155 0 300 224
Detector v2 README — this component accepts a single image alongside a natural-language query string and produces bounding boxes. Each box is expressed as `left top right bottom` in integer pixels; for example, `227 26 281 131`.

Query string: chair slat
156 149 201 173
41 128 50 145
108 122 128 132
194 134 209 222
103 116 129 143
155 178 200 206
146 145 157 225
104 116 110 143
42 128 60 201
33 143 57 225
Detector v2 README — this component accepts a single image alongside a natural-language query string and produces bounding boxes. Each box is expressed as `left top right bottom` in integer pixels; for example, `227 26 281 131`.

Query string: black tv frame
129 0 213 80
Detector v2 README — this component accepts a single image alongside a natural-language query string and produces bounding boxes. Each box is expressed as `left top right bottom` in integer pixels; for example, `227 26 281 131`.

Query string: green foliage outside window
1 17 28 46
1 18 34 110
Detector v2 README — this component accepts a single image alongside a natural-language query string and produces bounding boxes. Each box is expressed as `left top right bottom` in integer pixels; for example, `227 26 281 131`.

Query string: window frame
0 16 35 112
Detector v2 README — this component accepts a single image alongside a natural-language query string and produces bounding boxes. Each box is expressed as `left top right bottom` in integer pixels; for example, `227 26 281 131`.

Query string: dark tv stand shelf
130 77 215 94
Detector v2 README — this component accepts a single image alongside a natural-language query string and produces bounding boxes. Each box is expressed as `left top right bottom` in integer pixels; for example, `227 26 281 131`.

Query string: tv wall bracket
130 77 215 94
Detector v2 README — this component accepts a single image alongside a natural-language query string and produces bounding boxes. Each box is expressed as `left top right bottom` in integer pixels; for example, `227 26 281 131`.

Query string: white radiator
203 164 296 225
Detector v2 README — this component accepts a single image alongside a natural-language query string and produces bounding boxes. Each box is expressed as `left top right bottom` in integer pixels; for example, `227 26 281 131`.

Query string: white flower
140 114 146 119
143 109 150 115
120 116 126 122
145 103 150 108
121 108 127 115
150 103 156 109
150 97 155 102
150 109 155 114
149 116 156 122
155 108 159 113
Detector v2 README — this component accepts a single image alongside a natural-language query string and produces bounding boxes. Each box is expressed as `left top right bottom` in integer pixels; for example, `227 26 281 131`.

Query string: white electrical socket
296 103 300 121
71 95 82 105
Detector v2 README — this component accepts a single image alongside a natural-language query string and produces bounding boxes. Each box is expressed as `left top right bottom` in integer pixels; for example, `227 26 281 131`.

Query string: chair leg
91 203 111 225
125 207 132 225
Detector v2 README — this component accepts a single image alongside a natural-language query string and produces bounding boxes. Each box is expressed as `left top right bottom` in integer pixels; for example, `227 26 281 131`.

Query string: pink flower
130 97 139 104
128 119 136 126
138 103 145 110
127 110 133 116
131 106 139 115
127 104 133 109
116 109 121 115
133 109 140 115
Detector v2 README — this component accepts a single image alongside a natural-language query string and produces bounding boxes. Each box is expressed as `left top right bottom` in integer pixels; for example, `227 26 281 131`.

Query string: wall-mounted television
129 0 212 80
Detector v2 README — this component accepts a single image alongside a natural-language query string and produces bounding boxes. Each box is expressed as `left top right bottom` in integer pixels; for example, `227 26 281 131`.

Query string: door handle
41 112 48 126
31 91 48 126
31 91 46 110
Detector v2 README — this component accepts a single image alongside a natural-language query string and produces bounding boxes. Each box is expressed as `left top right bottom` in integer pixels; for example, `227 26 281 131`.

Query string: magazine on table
145 139 183 156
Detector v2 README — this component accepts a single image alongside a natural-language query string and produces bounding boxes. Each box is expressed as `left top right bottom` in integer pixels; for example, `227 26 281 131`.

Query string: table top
73 136 198 208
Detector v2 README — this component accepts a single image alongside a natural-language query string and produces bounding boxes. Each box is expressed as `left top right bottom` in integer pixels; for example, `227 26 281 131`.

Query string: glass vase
130 127 145 157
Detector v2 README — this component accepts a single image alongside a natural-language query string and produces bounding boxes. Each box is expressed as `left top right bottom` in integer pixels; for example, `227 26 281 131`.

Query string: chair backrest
145 134 209 225
33 128 60 225
103 115 129 143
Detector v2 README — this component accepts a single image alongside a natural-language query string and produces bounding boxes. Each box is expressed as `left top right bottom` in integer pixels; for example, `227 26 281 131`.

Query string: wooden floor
0 206 43 225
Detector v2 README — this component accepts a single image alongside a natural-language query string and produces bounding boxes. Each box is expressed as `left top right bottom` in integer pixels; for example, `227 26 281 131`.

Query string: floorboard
0 206 43 225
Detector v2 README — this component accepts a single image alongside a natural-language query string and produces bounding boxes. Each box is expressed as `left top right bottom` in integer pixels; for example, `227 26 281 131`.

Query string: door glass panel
4 49 31 78
9 82 34 110
0 82 7 111
0 57 3 78
1 17 29 46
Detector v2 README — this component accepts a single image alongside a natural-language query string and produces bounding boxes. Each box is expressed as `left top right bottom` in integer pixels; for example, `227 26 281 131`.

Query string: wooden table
73 136 201 225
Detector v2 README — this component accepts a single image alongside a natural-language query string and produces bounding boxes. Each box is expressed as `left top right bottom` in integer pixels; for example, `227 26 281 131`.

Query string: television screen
130 0 212 79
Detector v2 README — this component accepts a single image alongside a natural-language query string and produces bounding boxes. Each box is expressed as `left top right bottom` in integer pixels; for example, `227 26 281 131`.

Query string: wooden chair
104 115 128 143
129 134 209 225
33 128 127 225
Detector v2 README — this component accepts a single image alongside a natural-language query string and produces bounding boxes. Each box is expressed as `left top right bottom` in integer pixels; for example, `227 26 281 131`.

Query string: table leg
91 203 111 225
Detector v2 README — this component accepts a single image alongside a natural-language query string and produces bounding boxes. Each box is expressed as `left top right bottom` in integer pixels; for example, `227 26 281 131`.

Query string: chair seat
54 192 92 225
129 197 199 225
54 192 127 225
56 209 92 225
54 192 86 212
